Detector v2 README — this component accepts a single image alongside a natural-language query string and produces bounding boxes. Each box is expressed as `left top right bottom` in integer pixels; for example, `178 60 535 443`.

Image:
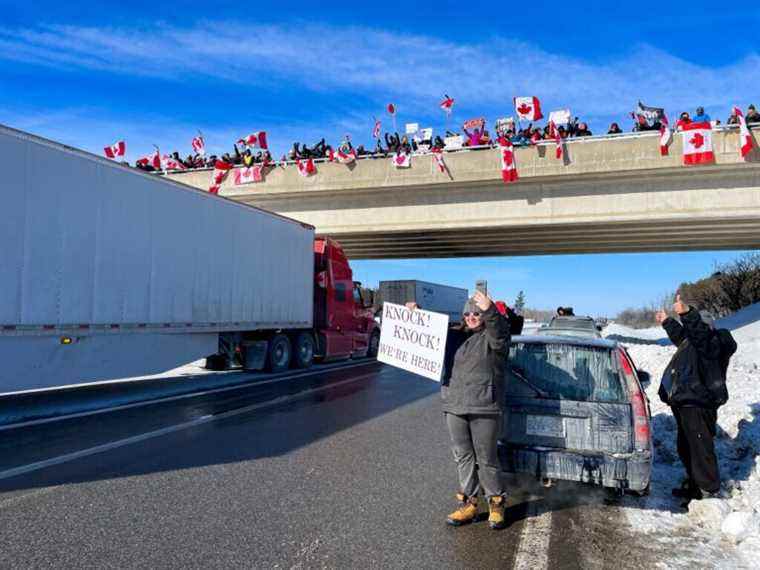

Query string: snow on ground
604 303 760 569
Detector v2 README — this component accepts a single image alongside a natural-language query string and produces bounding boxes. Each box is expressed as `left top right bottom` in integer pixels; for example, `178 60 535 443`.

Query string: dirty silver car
537 315 602 339
498 336 652 495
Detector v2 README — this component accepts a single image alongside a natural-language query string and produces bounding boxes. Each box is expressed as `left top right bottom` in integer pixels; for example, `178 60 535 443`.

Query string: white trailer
0 124 315 394
378 280 468 323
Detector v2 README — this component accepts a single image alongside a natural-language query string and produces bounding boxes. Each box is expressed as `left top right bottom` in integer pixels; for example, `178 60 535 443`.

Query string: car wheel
266 334 292 373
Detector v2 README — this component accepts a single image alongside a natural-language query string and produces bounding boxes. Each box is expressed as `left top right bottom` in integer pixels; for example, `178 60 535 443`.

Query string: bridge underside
328 217 760 259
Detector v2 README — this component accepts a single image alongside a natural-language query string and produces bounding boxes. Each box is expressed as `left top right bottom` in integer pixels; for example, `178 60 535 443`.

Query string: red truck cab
313 237 379 361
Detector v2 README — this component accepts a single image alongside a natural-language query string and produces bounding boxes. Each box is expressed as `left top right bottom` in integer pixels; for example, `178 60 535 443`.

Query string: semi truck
0 124 379 395
376 280 468 323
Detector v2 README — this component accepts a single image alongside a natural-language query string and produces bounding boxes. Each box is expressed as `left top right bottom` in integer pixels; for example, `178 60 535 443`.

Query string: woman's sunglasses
463 312 481 317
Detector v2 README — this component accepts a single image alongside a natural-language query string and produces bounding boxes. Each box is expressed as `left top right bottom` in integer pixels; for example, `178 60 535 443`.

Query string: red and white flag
234 165 263 185
659 115 672 156
681 121 715 165
238 131 268 149
432 147 446 173
440 95 455 115
549 121 563 159
734 106 754 158
208 160 233 194
387 103 396 116
296 158 316 177
530 130 542 145
161 155 186 171
330 148 356 164
392 151 411 168
191 135 205 156
514 96 543 122
104 141 126 159
498 137 519 184
372 119 381 139
136 149 161 170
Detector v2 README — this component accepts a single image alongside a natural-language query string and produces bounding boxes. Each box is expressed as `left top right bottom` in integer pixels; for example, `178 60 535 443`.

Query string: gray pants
445 412 504 499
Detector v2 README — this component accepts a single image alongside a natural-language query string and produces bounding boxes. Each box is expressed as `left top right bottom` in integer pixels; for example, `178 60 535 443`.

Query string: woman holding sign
413 290 510 529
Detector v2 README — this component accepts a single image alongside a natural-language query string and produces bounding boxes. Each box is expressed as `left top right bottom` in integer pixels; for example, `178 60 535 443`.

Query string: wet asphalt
0 363 658 569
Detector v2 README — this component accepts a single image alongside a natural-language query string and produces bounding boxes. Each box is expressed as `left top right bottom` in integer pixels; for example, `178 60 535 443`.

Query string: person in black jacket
438 291 510 529
655 295 737 507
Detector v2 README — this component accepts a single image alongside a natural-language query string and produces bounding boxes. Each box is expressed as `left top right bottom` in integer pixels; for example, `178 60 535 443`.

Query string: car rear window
548 319 596 331
508 342 625 402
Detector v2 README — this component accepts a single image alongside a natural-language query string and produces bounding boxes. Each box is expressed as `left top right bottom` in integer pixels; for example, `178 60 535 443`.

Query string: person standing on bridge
432 291 511 529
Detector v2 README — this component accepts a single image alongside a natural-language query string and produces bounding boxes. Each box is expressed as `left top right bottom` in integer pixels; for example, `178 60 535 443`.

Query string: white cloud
1 22 758 119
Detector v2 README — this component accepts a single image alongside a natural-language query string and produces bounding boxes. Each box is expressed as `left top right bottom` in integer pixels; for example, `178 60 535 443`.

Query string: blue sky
1 1 758 316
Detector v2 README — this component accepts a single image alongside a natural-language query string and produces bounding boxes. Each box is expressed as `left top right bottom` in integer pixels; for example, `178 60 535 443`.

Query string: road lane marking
0 372 378 482
0 360 380 432
513 497 551 570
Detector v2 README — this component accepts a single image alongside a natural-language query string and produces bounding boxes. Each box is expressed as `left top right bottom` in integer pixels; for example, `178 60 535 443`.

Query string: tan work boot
488 495 506 529
446 493 479 526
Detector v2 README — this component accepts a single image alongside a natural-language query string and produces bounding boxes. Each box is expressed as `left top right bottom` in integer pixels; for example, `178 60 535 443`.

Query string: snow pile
606 303 760 568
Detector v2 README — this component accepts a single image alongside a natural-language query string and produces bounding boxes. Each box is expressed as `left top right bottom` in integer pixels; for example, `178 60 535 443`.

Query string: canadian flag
161 155 186 171
549 121 563 159
681 121 715 165
432 147 446 173
104 141 126 159
387 103 396 116
514 96 543 122
733 106 754 158
372 119 381 139
238 131 268 149
393 151 411 168
136 149 161 170
330 148 357 164
440 95 455 115
659 115 672 156
297 158 316 177
191 135 205 156
234 166 263 185
208 160 233 194
498 137 519 184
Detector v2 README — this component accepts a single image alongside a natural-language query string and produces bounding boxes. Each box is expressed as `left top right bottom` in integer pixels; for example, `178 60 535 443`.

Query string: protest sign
548 109 571 126
377 302 449 381
463 117 485 130
405 122 420 134
495 117 515 135
444 135 463 150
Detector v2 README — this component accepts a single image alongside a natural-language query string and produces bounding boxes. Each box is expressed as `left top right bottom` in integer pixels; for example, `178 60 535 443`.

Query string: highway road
0 362 660 569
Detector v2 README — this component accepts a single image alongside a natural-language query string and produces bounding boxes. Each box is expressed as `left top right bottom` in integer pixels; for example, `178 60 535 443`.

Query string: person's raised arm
673 295 720 358
473 291 510 353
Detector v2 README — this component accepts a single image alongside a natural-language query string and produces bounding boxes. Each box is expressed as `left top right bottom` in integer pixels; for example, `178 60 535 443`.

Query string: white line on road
513 497 552 570
0 360 379 432
0 372 378 482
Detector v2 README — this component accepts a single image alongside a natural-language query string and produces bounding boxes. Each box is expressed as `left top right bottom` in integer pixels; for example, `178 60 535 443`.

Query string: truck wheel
266 334 292 372
293 332 315 369
367 330 380 358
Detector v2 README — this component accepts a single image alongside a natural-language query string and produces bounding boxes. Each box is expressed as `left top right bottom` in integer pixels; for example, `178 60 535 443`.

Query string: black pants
672 406 720 493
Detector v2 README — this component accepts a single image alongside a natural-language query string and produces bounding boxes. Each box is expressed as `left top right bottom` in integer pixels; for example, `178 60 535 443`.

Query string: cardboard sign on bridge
377 303 449 381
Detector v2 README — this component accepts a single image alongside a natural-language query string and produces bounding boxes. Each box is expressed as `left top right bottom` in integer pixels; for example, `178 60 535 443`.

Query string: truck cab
313 237 379 361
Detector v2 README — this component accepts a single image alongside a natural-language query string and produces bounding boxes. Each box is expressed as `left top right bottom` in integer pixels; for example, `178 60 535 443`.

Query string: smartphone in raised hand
475 280 487 296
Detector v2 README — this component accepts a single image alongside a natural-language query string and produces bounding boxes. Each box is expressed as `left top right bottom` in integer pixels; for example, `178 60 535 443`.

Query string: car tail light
619 350 651 450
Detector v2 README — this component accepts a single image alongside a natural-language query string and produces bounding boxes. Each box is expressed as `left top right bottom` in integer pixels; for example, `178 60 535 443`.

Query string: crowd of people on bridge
129 101 759 173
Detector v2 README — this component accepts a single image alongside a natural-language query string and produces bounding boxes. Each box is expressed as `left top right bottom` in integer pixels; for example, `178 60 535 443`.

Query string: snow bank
606 303 760 568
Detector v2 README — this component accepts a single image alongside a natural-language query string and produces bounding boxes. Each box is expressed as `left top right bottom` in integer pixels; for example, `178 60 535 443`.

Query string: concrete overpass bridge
167 128 760 259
